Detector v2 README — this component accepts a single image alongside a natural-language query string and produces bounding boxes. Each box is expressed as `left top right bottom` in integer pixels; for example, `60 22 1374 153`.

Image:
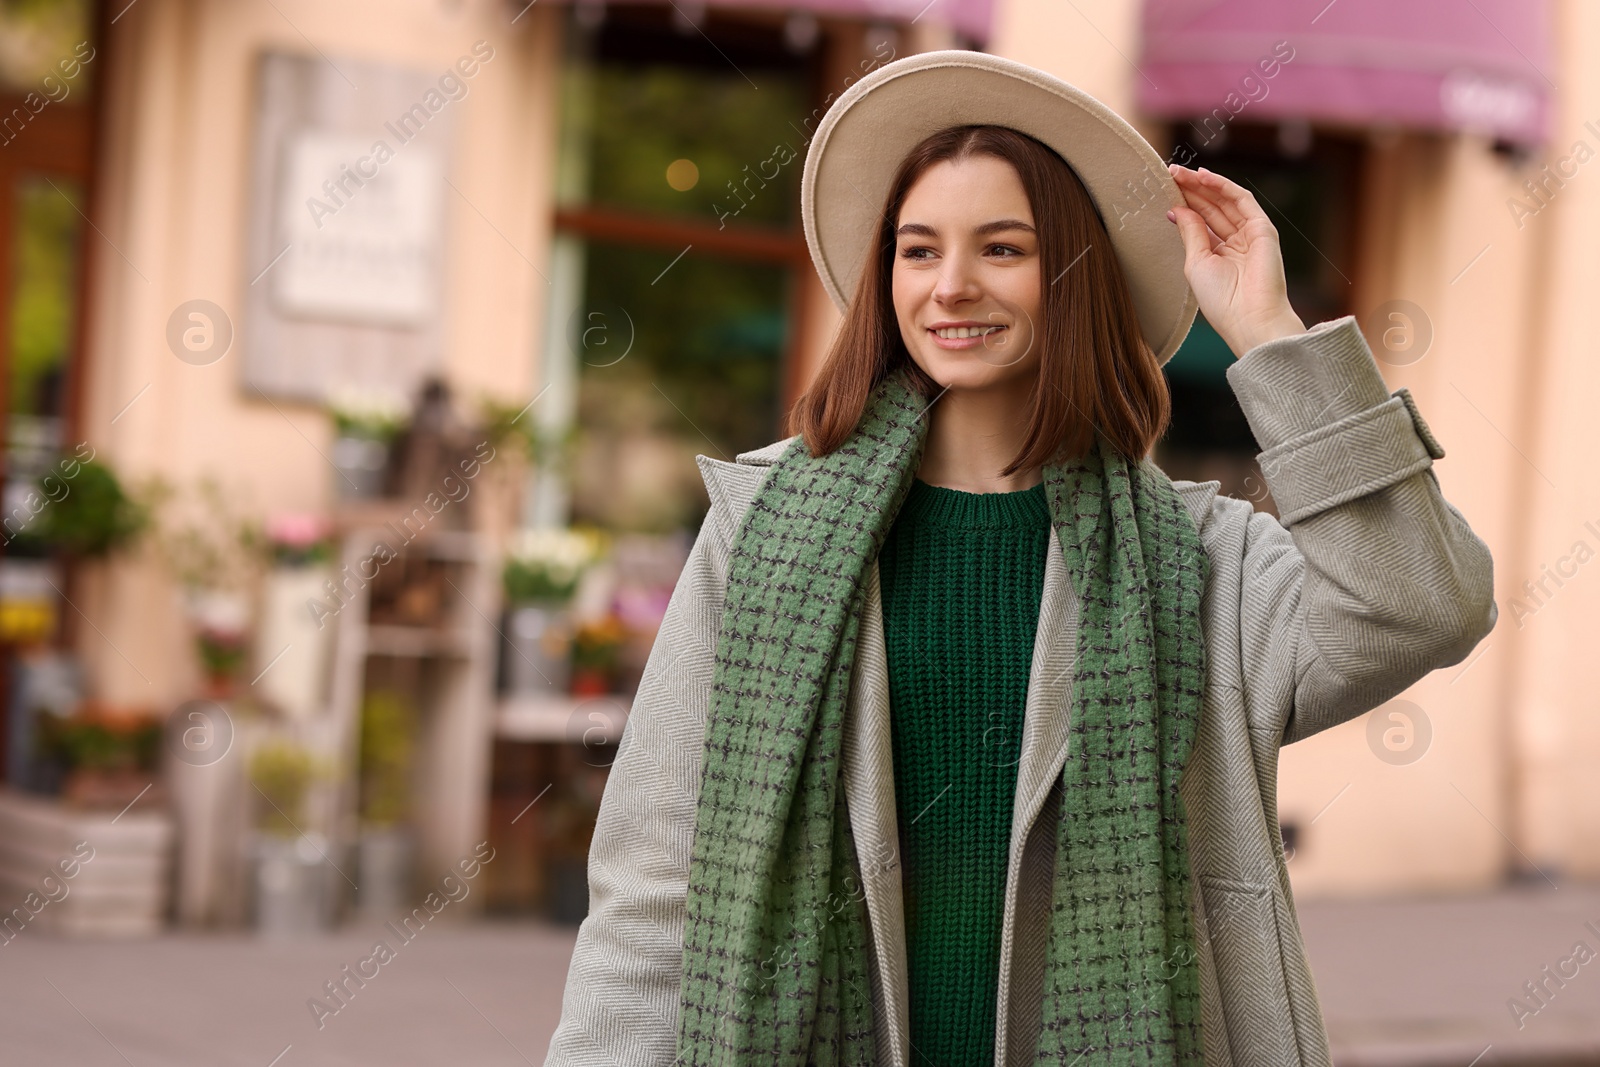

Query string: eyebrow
894 218 1038 239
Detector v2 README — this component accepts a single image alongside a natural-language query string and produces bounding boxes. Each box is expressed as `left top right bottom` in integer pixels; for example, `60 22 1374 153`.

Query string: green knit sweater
878 475 1052 1065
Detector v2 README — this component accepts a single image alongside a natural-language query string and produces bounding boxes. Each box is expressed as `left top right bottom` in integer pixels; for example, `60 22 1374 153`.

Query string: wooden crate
0 789 174 938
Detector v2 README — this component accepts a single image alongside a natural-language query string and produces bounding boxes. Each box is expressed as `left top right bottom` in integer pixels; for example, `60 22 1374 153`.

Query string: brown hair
786 124 1171 474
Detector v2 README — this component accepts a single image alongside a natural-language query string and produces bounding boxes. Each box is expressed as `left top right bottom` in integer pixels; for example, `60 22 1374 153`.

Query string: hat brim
800 50 1198 366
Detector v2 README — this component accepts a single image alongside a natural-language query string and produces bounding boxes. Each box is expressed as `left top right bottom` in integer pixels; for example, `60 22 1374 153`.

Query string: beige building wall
1504 0 1600 882
79 0 562 708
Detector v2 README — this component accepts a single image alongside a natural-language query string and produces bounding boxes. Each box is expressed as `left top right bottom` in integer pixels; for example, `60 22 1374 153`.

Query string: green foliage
12 457 150 558
36 713 160 772
196 628 249 680
358 691 415 828
571 616 625 673
502 527 603 604
327 389 409 442
141 474 268 591
578 60 807 227
249 741 318 837
503 557 580 603
9 179 79 418
475 395 580 472
271 539 333 567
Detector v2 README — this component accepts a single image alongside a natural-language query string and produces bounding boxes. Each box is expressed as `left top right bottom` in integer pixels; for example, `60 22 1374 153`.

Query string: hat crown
800 49 1198 365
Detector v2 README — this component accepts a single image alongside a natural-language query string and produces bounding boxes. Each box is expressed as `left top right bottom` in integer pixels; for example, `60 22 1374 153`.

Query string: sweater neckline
898 477 1050 530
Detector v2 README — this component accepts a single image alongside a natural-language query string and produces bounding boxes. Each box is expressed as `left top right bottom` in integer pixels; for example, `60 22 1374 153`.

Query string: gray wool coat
541 315 1499 1067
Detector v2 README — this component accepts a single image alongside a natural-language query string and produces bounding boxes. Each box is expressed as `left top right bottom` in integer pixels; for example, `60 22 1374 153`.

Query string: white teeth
934 325 1006 339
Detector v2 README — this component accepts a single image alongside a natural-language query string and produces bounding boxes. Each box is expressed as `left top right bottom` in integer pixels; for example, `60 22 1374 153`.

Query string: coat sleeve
1216 314 1498 747
541 470 735 1065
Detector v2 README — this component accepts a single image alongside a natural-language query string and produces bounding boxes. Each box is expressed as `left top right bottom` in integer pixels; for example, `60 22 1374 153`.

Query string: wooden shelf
324 526 500 911
496 692 630 745
329 516 485 563
364 624 475 658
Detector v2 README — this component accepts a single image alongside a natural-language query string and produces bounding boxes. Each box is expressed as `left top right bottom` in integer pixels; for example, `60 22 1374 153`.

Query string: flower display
502 526 607 604
326 387 411 442
266 512 334 566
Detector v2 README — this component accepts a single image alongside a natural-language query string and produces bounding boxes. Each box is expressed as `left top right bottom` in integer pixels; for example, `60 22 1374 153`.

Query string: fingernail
1165 208 1176 222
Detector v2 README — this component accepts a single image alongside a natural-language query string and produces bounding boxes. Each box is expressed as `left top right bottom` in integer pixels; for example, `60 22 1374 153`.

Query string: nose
932 249 982 307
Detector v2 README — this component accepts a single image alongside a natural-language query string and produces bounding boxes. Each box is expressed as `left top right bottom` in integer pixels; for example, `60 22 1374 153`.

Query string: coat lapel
1009 525 1080 853
841 561 912 1066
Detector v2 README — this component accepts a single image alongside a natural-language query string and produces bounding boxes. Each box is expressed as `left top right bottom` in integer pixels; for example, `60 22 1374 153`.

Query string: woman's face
891 154 1043 394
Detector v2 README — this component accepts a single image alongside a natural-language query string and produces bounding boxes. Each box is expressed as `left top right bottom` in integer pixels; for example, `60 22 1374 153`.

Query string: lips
925 323 1011 352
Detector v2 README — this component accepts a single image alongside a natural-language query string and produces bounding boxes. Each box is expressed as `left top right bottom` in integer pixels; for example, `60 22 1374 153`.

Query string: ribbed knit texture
879 477 1052 1066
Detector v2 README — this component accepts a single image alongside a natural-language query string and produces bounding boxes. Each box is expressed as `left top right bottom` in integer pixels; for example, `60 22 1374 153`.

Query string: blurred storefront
0 0 1595 938
0 0 971 933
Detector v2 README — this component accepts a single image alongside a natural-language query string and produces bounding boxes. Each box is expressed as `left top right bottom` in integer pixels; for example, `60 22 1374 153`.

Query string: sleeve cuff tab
1393 387 1446 460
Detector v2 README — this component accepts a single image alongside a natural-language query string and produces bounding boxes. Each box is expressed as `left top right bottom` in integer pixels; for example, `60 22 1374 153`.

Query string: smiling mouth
932 325 1007 339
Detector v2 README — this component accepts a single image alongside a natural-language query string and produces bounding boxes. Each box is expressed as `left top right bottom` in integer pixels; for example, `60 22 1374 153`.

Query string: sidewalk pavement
2 884 1597 1065
1299 882 1600 1066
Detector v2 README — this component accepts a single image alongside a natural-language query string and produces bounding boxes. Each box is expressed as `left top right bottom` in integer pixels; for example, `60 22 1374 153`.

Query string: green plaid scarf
675 364 1211 1065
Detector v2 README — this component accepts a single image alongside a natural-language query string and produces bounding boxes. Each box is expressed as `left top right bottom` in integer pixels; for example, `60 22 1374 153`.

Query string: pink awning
726 0 994 44
1136 0 1555 149
559 0 996 46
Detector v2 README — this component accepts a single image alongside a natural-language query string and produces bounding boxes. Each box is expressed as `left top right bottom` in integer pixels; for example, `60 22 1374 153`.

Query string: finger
1172 174 1243 242
1168 203 1223 260
1172 165 1250 235
1192 166 1269 228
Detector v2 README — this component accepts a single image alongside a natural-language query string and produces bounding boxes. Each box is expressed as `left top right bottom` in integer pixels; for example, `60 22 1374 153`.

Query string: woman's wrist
1226 308 1308 358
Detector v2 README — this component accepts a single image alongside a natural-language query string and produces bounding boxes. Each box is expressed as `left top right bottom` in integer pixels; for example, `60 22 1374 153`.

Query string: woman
544 51 1496 1067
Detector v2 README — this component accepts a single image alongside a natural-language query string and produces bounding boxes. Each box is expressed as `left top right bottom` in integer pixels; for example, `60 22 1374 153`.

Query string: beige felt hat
800 49 1198 365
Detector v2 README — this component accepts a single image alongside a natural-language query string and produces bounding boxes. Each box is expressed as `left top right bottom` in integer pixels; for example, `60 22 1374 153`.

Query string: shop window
6 176 85 548
1154 122 1365 510
0 0 96 556
539 4 820 536
0 0 98 786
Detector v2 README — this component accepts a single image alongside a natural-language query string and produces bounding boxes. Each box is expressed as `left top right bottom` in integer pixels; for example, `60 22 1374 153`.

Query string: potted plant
9 455 151 561
355 690 416 918
463 395 581 563
570 615 626 696
500 526 605 697
475 396 580 475
7 455 150 676
328 388 409 500
253 514 336 721
189 590 252 693
36 700 164 810
248 739 331 936
143 475 267 700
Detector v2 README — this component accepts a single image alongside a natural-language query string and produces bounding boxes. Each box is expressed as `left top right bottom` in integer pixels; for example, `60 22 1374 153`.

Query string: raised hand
1165 163 1307 358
